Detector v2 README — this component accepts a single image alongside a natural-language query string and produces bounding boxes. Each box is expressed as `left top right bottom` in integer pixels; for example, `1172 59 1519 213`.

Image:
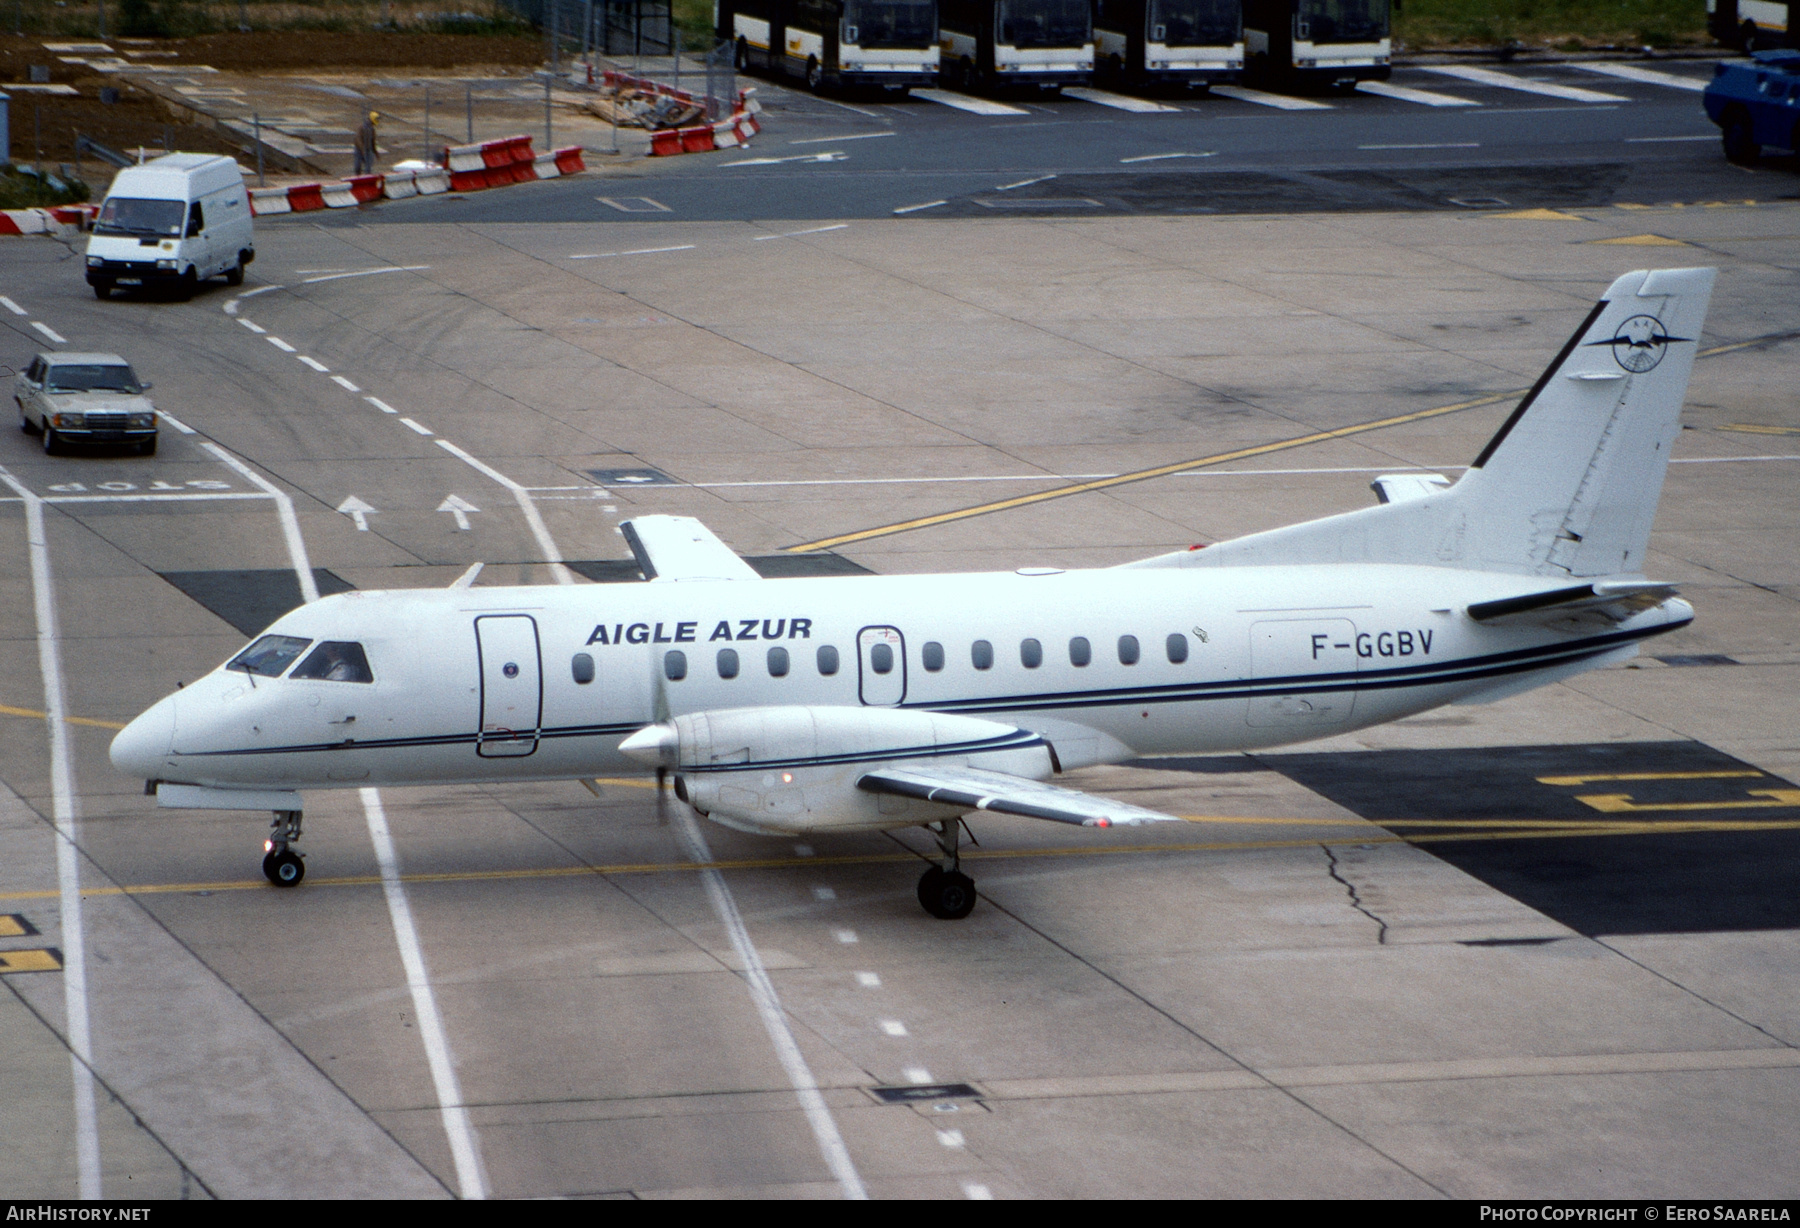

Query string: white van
85 153 255 300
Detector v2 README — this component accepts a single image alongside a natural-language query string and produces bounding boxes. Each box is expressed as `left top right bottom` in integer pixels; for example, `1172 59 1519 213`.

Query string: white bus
722 0 940 92
1243 0 1389 90
1093 0 1243 92
1709 0 1794 50
938 0 1094 93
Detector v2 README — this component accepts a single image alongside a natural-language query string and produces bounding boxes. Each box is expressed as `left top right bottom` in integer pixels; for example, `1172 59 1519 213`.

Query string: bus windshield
1149 0 1240 46
998 0 1090 47
845 0 937 46
1300 0 1389 43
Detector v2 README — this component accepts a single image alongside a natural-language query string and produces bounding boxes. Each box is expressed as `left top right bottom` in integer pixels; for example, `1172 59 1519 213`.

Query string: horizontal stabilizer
620 515 759 582
1467 580 1679 626
858 764 1182 828
1370 473 1451 505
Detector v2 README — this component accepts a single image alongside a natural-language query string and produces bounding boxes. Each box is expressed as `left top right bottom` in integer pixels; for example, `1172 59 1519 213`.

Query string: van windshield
94 197 186 238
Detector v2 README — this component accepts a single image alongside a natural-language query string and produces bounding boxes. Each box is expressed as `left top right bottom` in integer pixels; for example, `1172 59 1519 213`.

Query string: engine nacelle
619 706 1056 834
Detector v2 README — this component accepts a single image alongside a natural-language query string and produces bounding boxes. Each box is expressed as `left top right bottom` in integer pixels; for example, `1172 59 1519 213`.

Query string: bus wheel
806 56 823 91
735 37 748 72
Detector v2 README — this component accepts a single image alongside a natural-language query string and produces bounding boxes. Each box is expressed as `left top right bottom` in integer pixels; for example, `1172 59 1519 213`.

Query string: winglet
619 515 760 582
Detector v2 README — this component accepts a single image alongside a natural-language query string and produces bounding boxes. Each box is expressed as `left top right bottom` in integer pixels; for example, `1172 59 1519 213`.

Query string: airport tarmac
0 197 1797 1199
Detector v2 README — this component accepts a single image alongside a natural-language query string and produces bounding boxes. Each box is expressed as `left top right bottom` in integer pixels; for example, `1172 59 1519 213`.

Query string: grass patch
0 164 92 209
1395 0 1710 50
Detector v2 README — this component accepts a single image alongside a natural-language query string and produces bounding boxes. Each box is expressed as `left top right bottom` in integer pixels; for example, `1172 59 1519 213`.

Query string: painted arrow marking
722 151 848 167
336 495 377 531
437 494 480 531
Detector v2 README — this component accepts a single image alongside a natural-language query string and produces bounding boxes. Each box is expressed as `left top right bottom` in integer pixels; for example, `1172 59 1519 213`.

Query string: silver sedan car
14 351 159 455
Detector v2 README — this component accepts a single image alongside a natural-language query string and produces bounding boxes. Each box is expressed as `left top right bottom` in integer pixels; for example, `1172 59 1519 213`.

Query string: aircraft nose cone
110 696 175 779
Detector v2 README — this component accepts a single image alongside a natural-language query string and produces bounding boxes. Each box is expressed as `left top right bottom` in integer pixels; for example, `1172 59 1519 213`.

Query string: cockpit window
290 641 374 683
227 635 312 677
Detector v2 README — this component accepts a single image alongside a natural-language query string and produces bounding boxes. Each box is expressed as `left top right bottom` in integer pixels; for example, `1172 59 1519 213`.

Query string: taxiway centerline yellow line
0 703 127 731
4 816 1796 903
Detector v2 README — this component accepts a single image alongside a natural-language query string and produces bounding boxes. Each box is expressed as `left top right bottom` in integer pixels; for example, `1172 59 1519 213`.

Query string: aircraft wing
857 764 1183 828
1467 580 1679 627
621 515 761 582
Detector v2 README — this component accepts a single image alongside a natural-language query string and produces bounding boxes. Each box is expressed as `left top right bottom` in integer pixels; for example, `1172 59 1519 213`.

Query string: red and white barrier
442 134 536 191
532 146 587 180
0 204 97 235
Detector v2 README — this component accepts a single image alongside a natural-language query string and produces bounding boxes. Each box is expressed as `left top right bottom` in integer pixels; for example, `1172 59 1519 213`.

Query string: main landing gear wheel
263 808 306 887
917 818 977 919
918 866 976 919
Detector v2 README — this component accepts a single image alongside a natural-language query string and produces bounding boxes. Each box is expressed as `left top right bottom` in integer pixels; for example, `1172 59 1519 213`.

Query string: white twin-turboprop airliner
112 267 1714 918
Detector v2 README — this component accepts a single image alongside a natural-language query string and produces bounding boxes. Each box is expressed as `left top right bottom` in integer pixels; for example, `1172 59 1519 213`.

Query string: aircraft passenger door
857 626 907 707
475 615 543 757
1246 618 1358 728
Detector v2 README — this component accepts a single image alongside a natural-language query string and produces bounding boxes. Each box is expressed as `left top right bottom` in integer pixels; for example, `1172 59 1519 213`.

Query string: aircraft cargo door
1246 618 1358 728
857 626 906 707
476 615 542 756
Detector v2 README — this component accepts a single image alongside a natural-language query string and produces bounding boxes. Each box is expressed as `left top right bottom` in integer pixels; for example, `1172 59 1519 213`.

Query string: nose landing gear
263 809 305 886
917 819 976 919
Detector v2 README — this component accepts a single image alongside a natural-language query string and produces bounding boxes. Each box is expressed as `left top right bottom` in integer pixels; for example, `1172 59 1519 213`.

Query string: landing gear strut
263 809 305 886
917 819 976 919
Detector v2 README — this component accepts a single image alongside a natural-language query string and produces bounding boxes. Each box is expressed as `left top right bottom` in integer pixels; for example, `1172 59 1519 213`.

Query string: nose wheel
917 819 977 919
263 809 306 887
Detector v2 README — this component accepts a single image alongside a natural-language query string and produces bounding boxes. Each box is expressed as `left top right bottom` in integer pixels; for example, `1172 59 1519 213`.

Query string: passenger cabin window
227 634 311 677
1020 638 1043 669
290 641 373 683
1166 633 1189 664
922 641 945 672
818 645 840 675
1069 636 1091 667
1118 635 1140 665
870 643 894 674
664 650 688 681
717 648 740 679
971 640 994 670
767 646 790 677
571 652 595 684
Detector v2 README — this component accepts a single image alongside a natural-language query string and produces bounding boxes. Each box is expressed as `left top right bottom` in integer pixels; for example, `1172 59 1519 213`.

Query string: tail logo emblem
1594 314 1687 373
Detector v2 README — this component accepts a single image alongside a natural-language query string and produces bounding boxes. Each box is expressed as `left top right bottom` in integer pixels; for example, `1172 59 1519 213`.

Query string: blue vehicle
1703 48 1800 164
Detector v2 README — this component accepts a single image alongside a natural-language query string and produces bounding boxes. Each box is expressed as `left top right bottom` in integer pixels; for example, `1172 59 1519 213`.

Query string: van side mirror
139 381 153 391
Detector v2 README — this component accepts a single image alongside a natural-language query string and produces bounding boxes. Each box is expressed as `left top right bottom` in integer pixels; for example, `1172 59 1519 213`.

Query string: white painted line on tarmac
361 788 490 1200
835 927 858 943
31 321 67 343
723 151 848 166
568 245 696 259
997 174 1056 189
856 971 881 987
812 885 837 900
155 409 196 434
753 224 851 240
1359 142 1481 150
434 439 576 585
1213 84 1333 110
267 336 295 352
893 199 948 214
399 417 434 436
938 1129 965 1148
1574 62 1707 92
671 807 868 1200
912 88 1029 115
0 465 103 1199
45 491 266 503
200 442 319 603
1120 151 1215 162
791 131 894 144
365 396 398 414
222 298 238 316
1422 64 1627 103
298 356 330 372
1064 86 1181 112
301 265 430 284
331 375 360 392
0 295 26 315
237 318 266 333
1627 134 1716 143
881 1019 909 1036
964 1182 994 1199
904 1066 933 1083
1356 79 1478 107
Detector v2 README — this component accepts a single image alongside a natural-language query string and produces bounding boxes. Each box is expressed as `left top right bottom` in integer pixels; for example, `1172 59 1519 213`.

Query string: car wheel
42 426 59 455
1723 111 1760 165
179 267 199 300
93 281 112 300
225 259 245 287
139 435 158 457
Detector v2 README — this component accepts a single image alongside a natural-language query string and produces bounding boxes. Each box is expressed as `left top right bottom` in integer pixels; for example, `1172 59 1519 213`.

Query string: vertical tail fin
1135 267 1716 577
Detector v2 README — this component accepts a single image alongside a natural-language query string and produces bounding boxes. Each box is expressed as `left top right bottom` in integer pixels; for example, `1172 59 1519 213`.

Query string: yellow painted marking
0 948 63 973
1589 233 1689 246
0 702 128 731
1492 208 1584 221
4 817 1799 904
1537 770 1764 786
1721 423 1800 436
0 914 35 937
784 392 1520 552
1576 789 1800 814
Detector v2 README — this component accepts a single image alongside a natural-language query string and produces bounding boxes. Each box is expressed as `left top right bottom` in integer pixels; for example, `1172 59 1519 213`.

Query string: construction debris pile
582 83 706 130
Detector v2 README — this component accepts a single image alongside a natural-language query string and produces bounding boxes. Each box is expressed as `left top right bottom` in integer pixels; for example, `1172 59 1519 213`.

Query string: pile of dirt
1 31 547 179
